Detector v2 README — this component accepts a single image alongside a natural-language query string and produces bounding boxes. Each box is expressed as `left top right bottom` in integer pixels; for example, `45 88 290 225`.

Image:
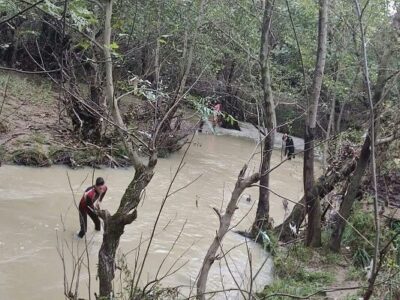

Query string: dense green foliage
0 0 398 137
0 0 400 298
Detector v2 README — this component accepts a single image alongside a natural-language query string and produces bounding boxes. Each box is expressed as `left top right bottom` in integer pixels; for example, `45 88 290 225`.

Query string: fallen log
274 156 357 242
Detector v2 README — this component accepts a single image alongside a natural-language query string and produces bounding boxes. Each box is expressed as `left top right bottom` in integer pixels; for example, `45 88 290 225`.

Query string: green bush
342 204 375 267
346 266 364 281
260 270 333 299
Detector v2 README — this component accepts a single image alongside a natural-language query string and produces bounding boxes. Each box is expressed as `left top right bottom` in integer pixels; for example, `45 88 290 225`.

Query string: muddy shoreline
0 78 307 168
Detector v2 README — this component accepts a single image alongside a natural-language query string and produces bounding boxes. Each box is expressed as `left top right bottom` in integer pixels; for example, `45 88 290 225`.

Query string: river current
0 134 304 299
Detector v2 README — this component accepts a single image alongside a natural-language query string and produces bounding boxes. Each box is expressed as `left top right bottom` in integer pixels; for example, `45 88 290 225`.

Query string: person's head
95 177 105 193
282 133 288 141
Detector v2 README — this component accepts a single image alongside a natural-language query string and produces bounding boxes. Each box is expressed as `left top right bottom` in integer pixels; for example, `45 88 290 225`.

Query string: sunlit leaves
69 0 97 30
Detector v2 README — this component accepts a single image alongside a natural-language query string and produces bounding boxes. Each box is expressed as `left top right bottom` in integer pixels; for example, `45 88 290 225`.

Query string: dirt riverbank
0 71 307 168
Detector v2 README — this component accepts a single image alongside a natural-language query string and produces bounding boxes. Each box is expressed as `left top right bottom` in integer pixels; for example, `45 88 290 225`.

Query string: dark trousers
78 207 101 238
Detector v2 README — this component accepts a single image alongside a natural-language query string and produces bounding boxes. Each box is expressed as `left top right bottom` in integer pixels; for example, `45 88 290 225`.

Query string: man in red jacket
77 177 108 238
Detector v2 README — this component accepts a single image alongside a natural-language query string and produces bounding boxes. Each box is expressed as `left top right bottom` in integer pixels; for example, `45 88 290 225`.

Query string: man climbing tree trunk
251 0 276 238
304 0 328 247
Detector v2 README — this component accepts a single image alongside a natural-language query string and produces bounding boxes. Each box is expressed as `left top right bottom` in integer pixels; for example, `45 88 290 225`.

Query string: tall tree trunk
304 0 328 247
153 0 161 126
329 1 393 254
224 59 236 117
98 1 159 297
251 0 277 238
154 0 161 90
98 215 124 297
322 94 335 170
322 65 339 170
98 162 156 297
175 0 205 99
336 101 345 133
103 0 123 127
364 8 400 298
88 37 104 141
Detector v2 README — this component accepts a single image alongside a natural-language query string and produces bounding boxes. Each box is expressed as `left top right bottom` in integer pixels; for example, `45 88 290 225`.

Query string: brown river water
0 134 305 299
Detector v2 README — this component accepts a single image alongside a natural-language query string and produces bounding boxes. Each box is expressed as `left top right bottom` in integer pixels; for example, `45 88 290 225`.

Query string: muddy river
0 134 305 299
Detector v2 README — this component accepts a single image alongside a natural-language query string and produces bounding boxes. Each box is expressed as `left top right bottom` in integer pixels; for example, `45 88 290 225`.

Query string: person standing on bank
282 133 295 160
77 177 108 238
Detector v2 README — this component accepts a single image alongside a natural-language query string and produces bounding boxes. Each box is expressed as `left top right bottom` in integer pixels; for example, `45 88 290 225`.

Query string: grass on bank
0 71 54 104
258 243 336 299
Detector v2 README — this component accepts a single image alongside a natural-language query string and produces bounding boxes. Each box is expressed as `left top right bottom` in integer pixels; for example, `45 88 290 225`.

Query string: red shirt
79 185 108 212
214 103 222 112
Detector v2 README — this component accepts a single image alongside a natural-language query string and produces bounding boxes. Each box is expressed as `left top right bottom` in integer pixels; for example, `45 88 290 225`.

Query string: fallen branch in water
196 164 260 299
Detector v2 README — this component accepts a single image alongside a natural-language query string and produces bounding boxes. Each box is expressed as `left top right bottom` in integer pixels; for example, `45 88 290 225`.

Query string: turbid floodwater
0 134 305 299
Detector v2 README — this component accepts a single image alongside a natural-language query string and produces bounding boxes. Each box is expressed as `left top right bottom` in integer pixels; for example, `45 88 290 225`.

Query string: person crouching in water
77 177 108 238
282 133 295 160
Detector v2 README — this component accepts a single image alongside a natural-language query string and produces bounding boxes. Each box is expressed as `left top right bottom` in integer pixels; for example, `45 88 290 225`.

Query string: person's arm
100 187 107 202
84 190 96 209
95 187 107 209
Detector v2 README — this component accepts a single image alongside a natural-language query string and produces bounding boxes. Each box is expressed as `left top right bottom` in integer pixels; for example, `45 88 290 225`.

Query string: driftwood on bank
329 136 371 252
196 165 259 300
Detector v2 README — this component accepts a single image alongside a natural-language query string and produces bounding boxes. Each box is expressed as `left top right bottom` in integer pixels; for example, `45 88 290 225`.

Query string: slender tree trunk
154 0 161 89
336 101 345 133
197 166 259 299
88 36 105 141
356 0 380 294
251 0 277 237
11 27 20 68
224 60 236 117
322 95 335 170
176 0 205 99
322 64 338 170
98 162 156 297
156 0 205 145
364 8 400 298
329 7 393 253
103 0 124 127
98 2 159 297
304 0 328 247
153 0 161 126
